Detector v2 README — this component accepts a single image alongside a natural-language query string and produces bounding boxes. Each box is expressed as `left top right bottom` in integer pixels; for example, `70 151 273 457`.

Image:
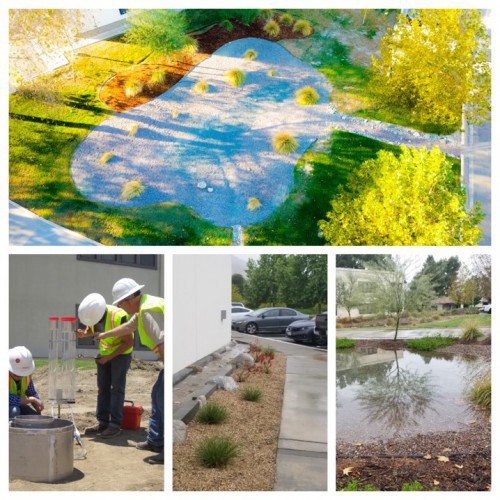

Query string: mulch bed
99 13 311 112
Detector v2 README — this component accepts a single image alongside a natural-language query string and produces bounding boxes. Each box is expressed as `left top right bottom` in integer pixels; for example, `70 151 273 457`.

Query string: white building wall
173 255 232 374
9 255 163 360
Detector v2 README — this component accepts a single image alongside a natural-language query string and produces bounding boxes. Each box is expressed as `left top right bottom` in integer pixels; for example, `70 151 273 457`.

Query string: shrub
121 180 144 200
296 86 321 105
468 373 491 410
220 19 233 32
405 335 456 351
225 69 246 87
233 366 251 382
279 13 294 26
293 19 313 36
460 319 482 341
99 152 114 164
272 132 298 154
247 197 261 211
243 49 258 60
124 79 143 98
241 387 263 402
263 20 280 37
196 436 239 468
149 68 167 87
193 80 209 94
128 124 139 136
336 338 355 349
259 9 274 20
196 401 229 425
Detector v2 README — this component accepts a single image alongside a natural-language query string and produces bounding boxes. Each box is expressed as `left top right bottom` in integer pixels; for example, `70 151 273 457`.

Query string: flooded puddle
337 348 488 442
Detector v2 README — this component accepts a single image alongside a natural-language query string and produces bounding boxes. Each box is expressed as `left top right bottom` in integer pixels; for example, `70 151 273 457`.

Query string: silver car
233 307 309 335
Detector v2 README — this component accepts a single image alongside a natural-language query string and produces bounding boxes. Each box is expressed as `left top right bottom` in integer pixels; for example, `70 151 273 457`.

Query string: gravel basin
70 37 335 227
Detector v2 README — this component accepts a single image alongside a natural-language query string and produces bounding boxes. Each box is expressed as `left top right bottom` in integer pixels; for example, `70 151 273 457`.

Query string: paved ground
336 327 491 340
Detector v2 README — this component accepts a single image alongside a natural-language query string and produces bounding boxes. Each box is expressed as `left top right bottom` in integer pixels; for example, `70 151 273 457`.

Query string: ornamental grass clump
247 197 261 211
124 79 143 98
225 69 246 87
296 86 321 105
121 180 144 200
263 20 280 37
220 19 233 32
272 132 298 154
460 319 483 341
243 49 258 60
196 401 229 425
99 151 114 164
279 13 294 26
241 386 263 402
149 68 167 87
293 19 313 36
259 9 274 20
193 80 209 94
196 435 240 468
468 373 491 410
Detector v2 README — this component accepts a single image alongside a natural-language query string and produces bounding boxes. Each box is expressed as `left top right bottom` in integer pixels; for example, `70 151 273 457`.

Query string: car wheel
245 322 258 335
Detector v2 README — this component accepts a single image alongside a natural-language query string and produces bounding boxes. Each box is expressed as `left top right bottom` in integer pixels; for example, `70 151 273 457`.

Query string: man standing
78 293 133 439
93 278 164 464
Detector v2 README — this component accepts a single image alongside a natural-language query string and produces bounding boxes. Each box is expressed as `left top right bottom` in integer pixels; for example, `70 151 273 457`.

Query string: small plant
196 435 239 468
460 319 482 341
401 481 424 492
336 338 355 349
193 80 209 94
128 124 139 136
233 365 251 382
468 373 491 410
268 69 276 77
259 9 274 20
99 151 114 164
261 346 276 358
296 86 321 105
220 19 233 32
149 68 167 87
279 13 294 26
225 69 246 87
293 19 313 36
124 79 143 98
247 197 262 211
243 49 258 60
196 401 229 425
338 480 379 491
272 132 298 154
241 386 263 402
263 20 280 37
121 180 144 200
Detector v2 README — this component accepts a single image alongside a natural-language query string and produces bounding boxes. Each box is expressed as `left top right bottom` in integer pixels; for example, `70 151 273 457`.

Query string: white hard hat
9 346 35 376
78 293 106 326
112 278 145 305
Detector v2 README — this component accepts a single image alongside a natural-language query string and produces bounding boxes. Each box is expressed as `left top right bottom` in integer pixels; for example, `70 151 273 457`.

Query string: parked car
314 311 328 346
231 307 254 325
479 304 492 314
232 302 245 308
233 307 309 335
285 319 316 344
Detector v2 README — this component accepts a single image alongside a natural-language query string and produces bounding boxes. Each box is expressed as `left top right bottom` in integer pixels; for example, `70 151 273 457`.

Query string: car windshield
247 308 269 317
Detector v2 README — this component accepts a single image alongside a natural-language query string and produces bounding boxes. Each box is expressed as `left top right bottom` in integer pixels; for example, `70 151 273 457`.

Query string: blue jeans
96 353 131 427
147 369 164 448
9 404 39 419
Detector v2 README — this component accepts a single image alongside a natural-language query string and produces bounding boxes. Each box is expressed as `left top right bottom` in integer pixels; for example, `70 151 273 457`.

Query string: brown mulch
99 13 312 112
173 353 287 491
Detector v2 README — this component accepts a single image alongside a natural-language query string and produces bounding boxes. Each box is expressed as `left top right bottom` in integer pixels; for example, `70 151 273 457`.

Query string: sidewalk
173 332 328 491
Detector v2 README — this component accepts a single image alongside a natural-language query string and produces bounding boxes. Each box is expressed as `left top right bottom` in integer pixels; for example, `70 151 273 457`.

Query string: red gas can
121 400 143 430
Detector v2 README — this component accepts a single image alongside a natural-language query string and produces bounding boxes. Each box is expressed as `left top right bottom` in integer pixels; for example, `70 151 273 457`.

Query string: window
263 309 279 318
119 9 128 15
77 255 157 270
281 309 297 316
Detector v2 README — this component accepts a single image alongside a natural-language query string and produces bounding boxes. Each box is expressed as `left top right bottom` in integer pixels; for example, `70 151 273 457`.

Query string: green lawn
35 359 97 371
406 314 491 330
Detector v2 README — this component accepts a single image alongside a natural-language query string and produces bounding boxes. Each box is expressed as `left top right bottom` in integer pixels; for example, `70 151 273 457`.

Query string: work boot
146 451 164 464
84 422 107 435
100 426 121 439
136 440 162 453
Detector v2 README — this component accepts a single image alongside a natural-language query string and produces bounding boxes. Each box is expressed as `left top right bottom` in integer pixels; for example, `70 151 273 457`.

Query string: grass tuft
149 68 167 87
293 19 313 36
272 132 298 154
220 19 233 32
468 373 491 410
196 435 240 468
243 49 258 61
241 386 263 402
121 180 144 200
196 401 229 425
124 79 143 97
296 86 321 105
225 69 246 87
460 319 483 341
259 9 274 20
193 80 209 94
336 338 355 349
405 335 457 351
247 197 262 211
279 13 294 26
263 20 280 37
99 151 114 164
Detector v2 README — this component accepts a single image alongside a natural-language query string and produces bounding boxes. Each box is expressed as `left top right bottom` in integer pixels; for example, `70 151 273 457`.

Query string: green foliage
124 79 143 97
295 86 321 105
260 9 274 20
372 9 491 130
460 319 482 341
318 146 484 245
220 19 233 32
121 180 144 200
193 80 209 94
338 480 379 491
124 10 196 58
184 10 259 30
149 68 167 87
405 335 457 351
243 49 258 60
196 401 229 425
263 20 280 37
272 132 298 154
336 338 356 349
293 19 313 36
225 69 246 87
196 435 240 468
247 197 261 211
279 13 294 26
99 152 114 164
401 481 425 492
468 373 491 410
412 256 461 297
240 387 263 402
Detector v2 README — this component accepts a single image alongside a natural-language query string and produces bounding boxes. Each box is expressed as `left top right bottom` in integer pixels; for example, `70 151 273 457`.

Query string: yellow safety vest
9 374 30 398
92 305 132 356
138 294 164 355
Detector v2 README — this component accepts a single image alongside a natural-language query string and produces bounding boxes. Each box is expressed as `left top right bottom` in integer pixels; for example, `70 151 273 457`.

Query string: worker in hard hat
93 278 164 464
77 293 133 439
9 346 44 419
